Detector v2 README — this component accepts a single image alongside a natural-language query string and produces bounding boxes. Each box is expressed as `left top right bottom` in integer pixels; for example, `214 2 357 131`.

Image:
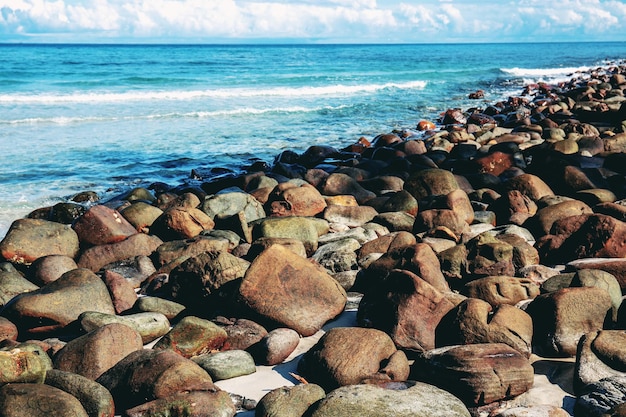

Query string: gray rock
575 376 626 417
192 350 256 381
310 381 471 417
45 369 115 417
133 296 186 320
256 384 326 417
0 383 89 417
0 262 39 307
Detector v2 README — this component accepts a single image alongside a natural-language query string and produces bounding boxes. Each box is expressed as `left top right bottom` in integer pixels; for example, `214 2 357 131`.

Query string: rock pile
1 63 626 416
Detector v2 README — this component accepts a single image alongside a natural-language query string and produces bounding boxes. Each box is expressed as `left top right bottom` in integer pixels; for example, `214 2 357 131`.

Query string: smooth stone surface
79 311 170 345
0 383 89 417
255 384 326 417
45 369 115 417
153 315 228 358
192 350 256 381
310 381 471 417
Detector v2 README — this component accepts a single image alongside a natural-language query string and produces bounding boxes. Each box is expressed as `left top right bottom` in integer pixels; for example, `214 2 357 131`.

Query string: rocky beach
1 60 626 417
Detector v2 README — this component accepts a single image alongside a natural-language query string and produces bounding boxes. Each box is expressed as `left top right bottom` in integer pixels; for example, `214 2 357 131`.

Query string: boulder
320 173 376 204
2 268 115 336
119 201 164 233
151 205 215 240
78 311 170 345
575 330 626 392
526 286 612 357
266 182 327 217
72 204 137 246
0 218 79 265
76 233 163 272
153 316 228 358
464 275 540 307
297 327 409 391
251 327 300 366
404 168 459 200
29 254 78 286
256 384 326 417
191 350 256 381
0 345 52 385
96 349 216 411
357 269 455 352
0 262 39 308
0 383 89 417
53 323 143 380
123 389 235 417
436 298 533 358
415 343 534 406
323 205 378 228
251 216 327 256
102 269 137 314
310 381 471 417
45 369 115 417
217 318 267 351
0 317 18 342
575 376 626 417
238 244 346 336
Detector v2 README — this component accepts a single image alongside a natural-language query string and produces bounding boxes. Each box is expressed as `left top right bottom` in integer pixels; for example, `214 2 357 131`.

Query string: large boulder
297 327 409 391
0 383 89 417
76 233 163 272
72 204 137 246
310 381 471 417
0 218 79 265
1 268 115 336
238 244 346 336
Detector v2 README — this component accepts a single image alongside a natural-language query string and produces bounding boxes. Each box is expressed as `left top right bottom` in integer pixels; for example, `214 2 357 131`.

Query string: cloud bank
1 0 625 43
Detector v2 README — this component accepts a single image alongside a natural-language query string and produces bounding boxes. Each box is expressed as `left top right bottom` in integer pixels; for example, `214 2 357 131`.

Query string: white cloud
0 0 624 42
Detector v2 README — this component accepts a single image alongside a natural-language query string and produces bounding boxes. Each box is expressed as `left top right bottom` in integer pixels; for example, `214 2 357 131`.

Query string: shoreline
0 60 626 416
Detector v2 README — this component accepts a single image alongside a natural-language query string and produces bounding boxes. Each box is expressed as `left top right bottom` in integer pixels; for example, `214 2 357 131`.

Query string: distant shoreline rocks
1 62 626 416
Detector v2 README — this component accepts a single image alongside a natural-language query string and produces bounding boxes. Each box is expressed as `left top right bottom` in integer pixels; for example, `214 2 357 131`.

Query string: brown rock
404 168 459 201
323 204 378 228
436 298 534 357
357 269 455 352
526 286 612 357
446 188 475 225
0 218 79 265
297 327 409 390
320 173 376 204
252 327 300 366
576 330 626 392
123 389 235 417
119 201 164 233
266 182 327 217
53 323 143 380
0 383 89 417
153 316 228 358
73 204 138 246
77 233 163 272
96 349 216 411
218 317 267 351
29 254 78 286
474 151 514 176
2 268 115 336
152 235 230 267
409 242 450 292
0 262 39 308
102 269 137 314
415 343 534 406
505 173 554 201
0 317 17 342
238 244 346 336
464 275 540 307
359 231 417 258
152 206 215 240
378 189 419 215
532 199 593 236
414 208 467 237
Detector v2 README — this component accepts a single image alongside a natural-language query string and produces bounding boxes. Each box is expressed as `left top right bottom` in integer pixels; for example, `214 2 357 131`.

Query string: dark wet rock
217 317 268 351
575 376 626 417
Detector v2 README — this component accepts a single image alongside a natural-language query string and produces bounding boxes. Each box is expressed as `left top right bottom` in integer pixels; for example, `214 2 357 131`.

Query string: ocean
1 42 625 238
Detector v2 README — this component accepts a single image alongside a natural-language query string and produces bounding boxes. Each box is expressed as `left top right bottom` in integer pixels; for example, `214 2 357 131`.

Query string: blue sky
1 0 625 43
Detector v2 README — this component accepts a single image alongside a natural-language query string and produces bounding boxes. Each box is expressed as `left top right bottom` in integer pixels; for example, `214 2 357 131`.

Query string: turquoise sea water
1 42 625 237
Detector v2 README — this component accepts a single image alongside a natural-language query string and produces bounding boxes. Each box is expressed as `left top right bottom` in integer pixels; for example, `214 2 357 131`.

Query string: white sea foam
0 104 351 125
0 81 427 104
500 66 596 85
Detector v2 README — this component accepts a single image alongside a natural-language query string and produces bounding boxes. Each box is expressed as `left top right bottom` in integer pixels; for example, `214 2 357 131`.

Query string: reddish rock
505 173 554 201
0 317 18 342
73 204 137 246
357 269 456 352
29 255 78 286
532 199 593 236
217 317 268 351
474 151 514 176
323 204 378 227
152 206 215 240
77 233 163 272
465 275 540 307
53 323 143 380
152 236 230 267
414 208 467 237
238 244 346 337
320 173 376 204
102 269 138 314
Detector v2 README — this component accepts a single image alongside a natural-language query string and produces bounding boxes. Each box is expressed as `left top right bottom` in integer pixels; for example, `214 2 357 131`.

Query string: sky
1 0 625 44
